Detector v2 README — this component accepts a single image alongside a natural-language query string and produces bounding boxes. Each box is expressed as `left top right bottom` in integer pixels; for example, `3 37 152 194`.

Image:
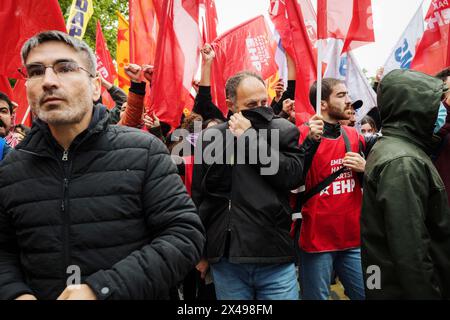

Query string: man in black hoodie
362 69 450 299
0 31 205 300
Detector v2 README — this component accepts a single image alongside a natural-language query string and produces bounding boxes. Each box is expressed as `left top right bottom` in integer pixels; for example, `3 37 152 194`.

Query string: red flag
342 0 375 52
0 0 66 78
150 0 201 129
200 0 220 108
270 1 316 122
200 0 218 43
212 15 278 116
95 21 117 109
317 0 374 52
0 76 13 99
317 0 353 40
12 80 32 127
412 0 450 75
129 0 159 66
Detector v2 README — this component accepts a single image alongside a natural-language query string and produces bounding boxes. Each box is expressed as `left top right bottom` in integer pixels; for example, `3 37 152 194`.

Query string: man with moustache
0 92 14 160
0 31 205 300
294 78 376 300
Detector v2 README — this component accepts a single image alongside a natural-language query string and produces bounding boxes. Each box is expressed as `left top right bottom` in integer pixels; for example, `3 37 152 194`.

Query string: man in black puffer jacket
0 31 205 300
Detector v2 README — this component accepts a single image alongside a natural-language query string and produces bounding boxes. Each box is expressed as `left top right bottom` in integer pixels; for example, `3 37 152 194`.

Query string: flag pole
316 39 322 116
21 106 31 125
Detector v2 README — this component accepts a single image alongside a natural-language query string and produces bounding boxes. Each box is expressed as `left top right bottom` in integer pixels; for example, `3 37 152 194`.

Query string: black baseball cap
352 100 363 110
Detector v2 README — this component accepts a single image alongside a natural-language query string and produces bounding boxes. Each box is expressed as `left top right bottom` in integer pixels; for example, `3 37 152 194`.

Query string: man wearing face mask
433 68 450 204
361 69 450 299
191 71 309 300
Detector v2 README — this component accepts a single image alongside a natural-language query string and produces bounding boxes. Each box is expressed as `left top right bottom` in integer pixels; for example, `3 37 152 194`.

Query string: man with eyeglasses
0 31 205 300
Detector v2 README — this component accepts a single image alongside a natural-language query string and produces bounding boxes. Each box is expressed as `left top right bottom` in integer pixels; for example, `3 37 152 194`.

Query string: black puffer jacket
0 105 205 300
192 107 304 264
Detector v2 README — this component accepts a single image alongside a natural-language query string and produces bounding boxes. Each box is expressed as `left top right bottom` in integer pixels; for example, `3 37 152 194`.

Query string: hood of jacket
377 69 446 152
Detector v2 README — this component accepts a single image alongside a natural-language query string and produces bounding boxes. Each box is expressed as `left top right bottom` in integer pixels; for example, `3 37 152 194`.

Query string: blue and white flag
383 3 424 75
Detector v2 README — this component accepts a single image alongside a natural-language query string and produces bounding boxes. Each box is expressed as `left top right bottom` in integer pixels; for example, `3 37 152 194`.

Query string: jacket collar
16 104 109 158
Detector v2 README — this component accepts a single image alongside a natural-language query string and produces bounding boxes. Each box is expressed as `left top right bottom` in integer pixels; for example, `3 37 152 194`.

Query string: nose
345 94 352 105
41 66 60 90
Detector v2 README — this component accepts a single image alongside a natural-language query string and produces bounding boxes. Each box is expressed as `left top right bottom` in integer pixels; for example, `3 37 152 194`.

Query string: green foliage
58 0 129 59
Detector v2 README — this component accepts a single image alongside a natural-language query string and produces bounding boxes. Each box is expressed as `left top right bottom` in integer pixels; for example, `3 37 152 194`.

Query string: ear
91 76 102 101
320 100 327 113
226 99 235 113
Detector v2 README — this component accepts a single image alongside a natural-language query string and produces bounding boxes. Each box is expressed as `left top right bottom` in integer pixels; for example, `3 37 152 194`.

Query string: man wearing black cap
339 100 362 127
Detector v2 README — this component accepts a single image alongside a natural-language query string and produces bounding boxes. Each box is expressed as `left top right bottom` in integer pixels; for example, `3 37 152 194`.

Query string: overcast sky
215 0 432 77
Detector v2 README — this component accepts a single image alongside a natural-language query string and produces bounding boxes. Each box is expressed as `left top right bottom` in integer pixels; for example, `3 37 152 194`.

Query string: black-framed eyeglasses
18 61 95 80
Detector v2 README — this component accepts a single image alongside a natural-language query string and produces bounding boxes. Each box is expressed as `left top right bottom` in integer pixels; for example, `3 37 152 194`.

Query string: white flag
383 3 424 75
324 39 377 123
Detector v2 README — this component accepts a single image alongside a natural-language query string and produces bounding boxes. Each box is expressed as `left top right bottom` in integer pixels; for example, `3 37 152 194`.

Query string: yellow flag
116 11 130 93
66 0 94 39
267 72 280 102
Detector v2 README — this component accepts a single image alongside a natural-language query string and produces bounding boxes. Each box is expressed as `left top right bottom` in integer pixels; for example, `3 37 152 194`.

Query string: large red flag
150 0 201 129
342 0 375 52
12 80 32 127
270 0 316 123
0 0 66 78
95 21 117 109
317 0 374 52
0 76 13 99
129 0 159 66
212 16 278 116
411 0 450 75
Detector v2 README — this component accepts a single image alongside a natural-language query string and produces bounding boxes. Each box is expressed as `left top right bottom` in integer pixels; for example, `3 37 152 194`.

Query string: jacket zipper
61 150 71 283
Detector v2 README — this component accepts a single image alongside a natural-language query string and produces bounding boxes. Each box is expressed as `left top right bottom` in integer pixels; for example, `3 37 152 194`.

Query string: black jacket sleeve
85 136 205 299
271 80 296 115
0 206 35 299
107 86 128 124
193 86 226 122
241 120 304 190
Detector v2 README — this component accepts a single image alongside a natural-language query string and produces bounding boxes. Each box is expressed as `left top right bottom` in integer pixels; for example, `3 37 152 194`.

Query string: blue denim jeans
210 258 299 300
298 248 365 300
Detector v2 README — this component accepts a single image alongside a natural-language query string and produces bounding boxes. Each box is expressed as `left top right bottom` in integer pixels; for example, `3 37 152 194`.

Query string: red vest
298 125 364 253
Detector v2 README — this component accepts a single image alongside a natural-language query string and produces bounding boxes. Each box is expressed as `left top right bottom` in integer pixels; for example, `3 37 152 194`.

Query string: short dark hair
225 71 265 103
361 115 377 131
0 91 14 114
21 30 97 76
309 78 345 109
435 68 450 82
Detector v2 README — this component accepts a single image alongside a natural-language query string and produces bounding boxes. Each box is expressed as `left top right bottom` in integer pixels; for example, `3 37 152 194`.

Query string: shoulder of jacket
104 125 162 151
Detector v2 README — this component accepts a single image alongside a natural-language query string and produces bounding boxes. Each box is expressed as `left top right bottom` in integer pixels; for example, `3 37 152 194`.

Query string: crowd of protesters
0 30 449 300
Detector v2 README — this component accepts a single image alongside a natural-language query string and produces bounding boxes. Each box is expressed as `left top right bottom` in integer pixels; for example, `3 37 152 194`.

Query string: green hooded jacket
362 69 450 299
